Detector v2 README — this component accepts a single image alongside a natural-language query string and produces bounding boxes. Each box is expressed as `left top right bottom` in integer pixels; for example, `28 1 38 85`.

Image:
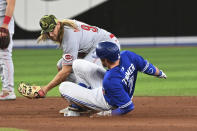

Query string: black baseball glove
0 27 10 49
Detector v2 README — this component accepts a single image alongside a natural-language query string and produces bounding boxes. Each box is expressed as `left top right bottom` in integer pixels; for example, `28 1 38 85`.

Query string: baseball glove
18 82 45 99
0 27 10 49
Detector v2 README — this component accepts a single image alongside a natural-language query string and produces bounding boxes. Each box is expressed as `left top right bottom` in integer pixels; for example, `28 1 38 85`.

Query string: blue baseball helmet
96 41 120 62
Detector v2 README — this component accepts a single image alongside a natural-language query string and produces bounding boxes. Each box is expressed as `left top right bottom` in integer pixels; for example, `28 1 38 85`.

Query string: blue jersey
103 51 148 114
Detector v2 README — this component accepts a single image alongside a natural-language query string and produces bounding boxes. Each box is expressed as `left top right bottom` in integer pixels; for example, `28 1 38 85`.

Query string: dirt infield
0 97 197 131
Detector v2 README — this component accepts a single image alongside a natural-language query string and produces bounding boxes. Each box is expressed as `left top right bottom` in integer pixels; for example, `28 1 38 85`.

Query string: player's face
48 22 60 41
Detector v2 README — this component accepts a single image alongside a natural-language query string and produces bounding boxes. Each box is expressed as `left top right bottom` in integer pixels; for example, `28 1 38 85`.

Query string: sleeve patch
62 54 73 62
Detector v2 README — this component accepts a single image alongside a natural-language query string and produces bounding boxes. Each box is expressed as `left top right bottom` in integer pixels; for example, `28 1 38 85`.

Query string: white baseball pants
59 59 111 111
0 17 14 92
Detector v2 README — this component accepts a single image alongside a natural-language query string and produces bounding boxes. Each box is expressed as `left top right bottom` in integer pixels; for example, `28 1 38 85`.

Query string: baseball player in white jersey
37 15 120 112
0 0 16 100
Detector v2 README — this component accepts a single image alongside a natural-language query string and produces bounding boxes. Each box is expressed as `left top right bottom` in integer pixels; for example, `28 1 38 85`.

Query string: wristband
3 16 11 25
158 70 162 76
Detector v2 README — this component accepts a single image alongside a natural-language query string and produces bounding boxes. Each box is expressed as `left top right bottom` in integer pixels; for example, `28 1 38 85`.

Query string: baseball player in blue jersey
59 41 167 116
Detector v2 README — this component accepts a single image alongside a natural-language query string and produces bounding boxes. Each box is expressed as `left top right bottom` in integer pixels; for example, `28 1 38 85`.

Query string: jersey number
81 25 98 32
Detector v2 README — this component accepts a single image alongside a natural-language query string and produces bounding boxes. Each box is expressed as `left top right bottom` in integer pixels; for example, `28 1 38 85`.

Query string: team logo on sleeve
62 54 73 62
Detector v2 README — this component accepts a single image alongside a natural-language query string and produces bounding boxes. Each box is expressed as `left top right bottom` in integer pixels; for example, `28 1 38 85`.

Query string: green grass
0 128 26 131
127 47 197 96
12 49 62 97
1 47 197 96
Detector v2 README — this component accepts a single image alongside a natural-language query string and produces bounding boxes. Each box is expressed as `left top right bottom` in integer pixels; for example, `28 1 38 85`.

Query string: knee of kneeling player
73 59 90 74
59 82 73 95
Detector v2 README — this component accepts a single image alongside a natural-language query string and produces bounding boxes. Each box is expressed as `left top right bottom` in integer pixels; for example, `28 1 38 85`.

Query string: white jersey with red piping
60 20 119 66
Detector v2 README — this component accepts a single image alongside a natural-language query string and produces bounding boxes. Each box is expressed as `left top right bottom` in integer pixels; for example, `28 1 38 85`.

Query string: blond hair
37 19 78 44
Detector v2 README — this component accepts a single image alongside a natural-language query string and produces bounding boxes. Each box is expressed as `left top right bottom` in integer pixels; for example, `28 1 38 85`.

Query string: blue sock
71 103 81 109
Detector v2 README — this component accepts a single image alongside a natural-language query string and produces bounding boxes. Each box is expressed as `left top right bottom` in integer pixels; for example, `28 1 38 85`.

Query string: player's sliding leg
59 81 111 116
59 59 109 116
